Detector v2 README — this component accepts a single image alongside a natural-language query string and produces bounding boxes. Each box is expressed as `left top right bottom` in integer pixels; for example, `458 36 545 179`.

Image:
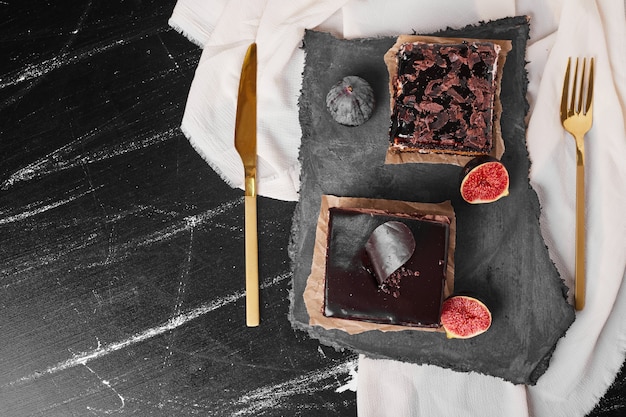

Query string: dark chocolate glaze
324 208 449 328
390 42 498 153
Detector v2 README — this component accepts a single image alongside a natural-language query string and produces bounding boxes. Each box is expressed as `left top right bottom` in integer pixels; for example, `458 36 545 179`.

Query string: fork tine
586 57 594 115
577 58 586 114
560 57 571 120
570 57 579 115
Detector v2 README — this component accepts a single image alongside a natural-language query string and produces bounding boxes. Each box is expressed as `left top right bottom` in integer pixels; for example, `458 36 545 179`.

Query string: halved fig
440 295 492 339
460 155 510 204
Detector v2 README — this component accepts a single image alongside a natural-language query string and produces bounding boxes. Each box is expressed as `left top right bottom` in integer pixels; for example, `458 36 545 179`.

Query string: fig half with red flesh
440 295 492 339
460 155 510 204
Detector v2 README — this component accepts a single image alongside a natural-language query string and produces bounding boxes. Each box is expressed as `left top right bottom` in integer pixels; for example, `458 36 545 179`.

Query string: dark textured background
0 1 623 415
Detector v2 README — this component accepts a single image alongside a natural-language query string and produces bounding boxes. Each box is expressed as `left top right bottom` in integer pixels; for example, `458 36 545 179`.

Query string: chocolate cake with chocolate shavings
384 35 512 165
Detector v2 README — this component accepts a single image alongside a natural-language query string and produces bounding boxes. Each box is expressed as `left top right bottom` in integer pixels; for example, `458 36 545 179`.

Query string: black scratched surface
0 1 623 416
0 1 356 416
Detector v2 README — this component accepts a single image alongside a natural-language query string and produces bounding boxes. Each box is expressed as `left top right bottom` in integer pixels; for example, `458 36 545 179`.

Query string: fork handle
575 141 586 311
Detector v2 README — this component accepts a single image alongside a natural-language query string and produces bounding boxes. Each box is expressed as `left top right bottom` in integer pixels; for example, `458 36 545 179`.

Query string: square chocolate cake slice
390 40 500 155
323 206 451 328
384 35 512 165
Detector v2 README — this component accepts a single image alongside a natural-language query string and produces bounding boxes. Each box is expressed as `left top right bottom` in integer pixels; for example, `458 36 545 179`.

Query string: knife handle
244 195 260 326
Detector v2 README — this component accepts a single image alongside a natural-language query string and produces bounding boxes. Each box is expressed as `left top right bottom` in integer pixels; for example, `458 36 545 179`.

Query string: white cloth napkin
169 1 626 416
170 0 351 201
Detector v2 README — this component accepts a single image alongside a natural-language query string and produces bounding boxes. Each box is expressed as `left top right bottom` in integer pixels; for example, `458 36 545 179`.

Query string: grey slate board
288 16 575 385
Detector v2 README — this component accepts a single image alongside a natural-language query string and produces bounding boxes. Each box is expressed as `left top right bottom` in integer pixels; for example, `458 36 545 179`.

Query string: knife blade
234 43 259 327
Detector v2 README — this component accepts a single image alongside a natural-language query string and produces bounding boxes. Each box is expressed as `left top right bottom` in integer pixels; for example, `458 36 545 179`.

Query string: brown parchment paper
384 35 513 166
303 195 456 335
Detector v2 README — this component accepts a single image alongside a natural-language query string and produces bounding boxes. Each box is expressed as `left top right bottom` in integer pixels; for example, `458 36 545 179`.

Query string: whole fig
325 76 375 126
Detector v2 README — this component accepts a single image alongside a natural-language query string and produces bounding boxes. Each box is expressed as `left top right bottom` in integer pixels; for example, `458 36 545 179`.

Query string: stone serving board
288 16 575 385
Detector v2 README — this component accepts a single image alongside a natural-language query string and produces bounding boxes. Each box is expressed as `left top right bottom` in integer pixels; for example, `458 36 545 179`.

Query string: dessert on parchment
384 35 512 165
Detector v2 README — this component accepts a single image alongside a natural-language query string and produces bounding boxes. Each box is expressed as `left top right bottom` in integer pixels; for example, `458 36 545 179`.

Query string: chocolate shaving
364 221 416 286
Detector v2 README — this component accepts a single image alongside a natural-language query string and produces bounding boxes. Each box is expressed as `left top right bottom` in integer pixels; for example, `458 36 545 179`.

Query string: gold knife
234 43 259 327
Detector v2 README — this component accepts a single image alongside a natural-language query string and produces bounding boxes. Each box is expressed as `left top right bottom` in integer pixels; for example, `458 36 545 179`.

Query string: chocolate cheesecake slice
323 207 451 328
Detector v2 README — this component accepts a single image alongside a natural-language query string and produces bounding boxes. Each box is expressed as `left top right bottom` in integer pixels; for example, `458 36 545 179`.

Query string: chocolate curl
364 221 416 285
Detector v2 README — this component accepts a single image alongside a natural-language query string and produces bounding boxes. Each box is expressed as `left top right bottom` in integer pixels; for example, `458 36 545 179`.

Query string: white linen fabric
169 1 626 416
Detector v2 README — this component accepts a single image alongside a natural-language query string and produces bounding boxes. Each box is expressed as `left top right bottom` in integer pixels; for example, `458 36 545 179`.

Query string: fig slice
365 221 415 286
440 295 492 339
460 155 510 204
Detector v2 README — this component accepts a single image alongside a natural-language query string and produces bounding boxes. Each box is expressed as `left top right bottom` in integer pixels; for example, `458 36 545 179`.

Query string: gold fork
560 57 595 311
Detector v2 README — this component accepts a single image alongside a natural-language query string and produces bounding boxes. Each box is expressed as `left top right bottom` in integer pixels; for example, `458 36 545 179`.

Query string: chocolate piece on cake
323 207 451 328
365 221 416 287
